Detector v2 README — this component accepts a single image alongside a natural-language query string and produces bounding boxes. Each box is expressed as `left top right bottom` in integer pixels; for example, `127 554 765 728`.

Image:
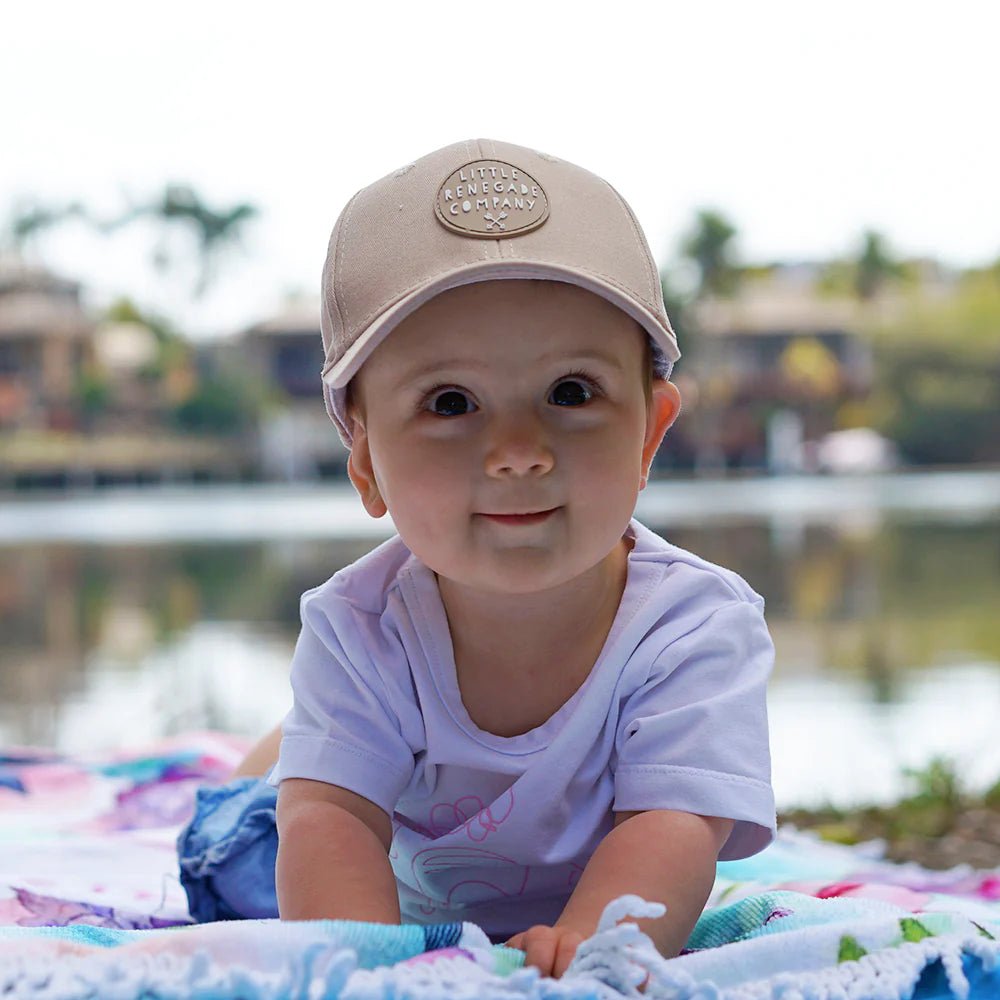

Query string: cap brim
321 260 680 390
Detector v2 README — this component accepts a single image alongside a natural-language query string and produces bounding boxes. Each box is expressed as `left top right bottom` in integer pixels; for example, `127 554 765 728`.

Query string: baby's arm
565 809 731 953
511 809 732 976
275 777 400 923
230 723 282 778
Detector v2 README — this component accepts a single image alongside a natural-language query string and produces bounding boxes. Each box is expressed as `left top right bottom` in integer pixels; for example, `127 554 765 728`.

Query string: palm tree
2 197 89 256
101 184 258 297
680 208 741 299
3 185 258 300
854 229 903 301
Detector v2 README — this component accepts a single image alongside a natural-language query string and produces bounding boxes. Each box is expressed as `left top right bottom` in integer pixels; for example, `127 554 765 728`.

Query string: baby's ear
641 379 682 483
345 416 387 519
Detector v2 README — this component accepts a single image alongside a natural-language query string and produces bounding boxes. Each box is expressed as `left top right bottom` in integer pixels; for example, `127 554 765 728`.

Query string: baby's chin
433 552 614 601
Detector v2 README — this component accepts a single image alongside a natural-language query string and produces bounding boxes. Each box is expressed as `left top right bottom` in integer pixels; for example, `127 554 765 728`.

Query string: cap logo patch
435 159 549 238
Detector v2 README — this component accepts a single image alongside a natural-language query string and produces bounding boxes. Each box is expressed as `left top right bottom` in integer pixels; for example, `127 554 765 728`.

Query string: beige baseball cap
320 137 680 447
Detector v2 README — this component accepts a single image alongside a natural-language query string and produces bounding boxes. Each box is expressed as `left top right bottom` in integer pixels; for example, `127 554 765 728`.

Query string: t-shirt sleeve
613 598 776 860
264 589 417 817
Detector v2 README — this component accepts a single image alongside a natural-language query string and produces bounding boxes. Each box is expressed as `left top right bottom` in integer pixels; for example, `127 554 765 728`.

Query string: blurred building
0 255 920 486
0 254 248 487
89 319 161 425
688 264 878 474
230 296 349 479
0 254 96 431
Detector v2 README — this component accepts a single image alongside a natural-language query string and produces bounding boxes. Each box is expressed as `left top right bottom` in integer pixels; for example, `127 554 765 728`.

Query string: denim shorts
176 770 280 922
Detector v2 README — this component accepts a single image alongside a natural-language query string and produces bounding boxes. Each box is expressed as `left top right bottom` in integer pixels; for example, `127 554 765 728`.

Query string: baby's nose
483 414 555 477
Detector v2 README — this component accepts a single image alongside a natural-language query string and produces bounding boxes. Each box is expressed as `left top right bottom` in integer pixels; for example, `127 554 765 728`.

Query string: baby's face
345 279 679 595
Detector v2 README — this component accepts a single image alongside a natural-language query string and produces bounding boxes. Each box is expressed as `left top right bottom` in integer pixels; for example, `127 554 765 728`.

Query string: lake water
1 470 998 810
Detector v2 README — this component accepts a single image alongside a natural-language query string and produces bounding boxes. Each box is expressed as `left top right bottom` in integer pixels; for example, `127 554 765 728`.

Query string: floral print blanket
1 733 999 999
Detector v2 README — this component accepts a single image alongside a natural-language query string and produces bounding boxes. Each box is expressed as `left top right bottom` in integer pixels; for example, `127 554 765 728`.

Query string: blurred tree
105 295 179 342
660 269 698 355
816 258 856 297
100 184 258 297
74 366 113 425
2 185 258 301
2 197 89 255
679 208 742 299
853 229 907 301
169 376 257 435
100 296 264 434
862 268 1000 464
102 297 191 380
818 233 915 300
663 209 744 474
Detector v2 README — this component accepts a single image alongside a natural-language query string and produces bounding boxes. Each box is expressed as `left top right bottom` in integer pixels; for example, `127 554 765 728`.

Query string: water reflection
1 500 998 807
0 537 375 746
657 513 1000 700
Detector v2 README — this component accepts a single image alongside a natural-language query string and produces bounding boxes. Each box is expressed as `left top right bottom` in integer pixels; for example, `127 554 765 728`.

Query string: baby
178 138 775 979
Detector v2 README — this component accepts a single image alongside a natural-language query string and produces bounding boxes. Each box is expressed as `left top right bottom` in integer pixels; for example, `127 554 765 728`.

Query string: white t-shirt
267 517 775 939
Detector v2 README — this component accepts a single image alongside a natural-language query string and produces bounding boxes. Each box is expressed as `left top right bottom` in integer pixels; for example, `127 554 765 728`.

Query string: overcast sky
3 0 997 339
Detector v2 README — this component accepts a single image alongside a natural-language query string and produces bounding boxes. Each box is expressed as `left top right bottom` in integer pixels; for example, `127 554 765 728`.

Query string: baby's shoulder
631 519 765 612
300 532 414 619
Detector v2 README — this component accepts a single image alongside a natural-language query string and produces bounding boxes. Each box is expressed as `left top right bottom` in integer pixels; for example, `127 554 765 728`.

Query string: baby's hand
505 924 585 979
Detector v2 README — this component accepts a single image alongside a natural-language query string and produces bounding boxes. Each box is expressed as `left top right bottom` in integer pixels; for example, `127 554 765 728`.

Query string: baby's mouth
480 507 559 525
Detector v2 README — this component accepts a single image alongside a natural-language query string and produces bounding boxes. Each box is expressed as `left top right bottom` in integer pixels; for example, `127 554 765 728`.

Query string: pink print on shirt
425 787 515 841
410 845 530 907
398 788 525 907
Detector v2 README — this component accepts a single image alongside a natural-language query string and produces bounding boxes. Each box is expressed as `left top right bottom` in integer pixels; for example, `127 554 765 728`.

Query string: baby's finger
553 931 584 979
524 932 558 978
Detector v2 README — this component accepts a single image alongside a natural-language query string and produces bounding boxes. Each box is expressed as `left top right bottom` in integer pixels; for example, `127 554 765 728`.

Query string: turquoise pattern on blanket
0 916 470 968
1 898 999 1000
3 735 1000 999
687 889 965 950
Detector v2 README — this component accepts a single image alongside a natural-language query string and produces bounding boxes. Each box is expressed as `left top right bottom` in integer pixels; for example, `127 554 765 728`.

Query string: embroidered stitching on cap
434 159 550 239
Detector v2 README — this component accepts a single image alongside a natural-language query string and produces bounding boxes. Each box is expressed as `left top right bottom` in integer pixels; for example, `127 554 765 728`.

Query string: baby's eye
426 387 476 417
550 373 601 407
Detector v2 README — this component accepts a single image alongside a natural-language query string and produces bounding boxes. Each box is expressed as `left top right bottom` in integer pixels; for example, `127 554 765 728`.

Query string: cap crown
319 137 679 446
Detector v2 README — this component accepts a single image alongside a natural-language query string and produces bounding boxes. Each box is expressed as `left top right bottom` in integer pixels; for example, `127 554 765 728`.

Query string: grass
777 757 1000 870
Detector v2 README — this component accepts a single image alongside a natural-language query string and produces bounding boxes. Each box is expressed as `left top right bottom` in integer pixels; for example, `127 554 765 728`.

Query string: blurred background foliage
2 189 998 466
660 211 1000 467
